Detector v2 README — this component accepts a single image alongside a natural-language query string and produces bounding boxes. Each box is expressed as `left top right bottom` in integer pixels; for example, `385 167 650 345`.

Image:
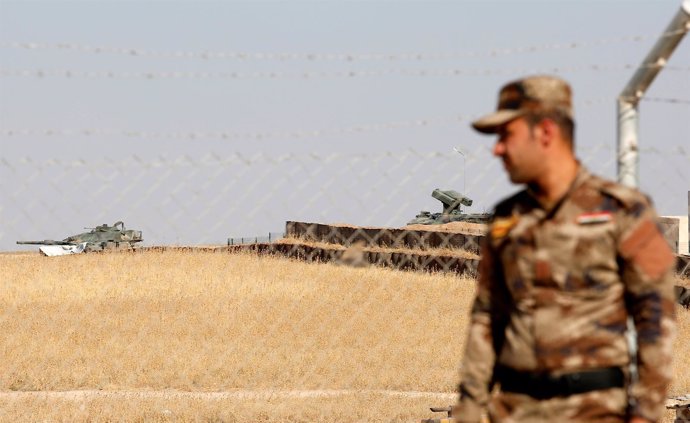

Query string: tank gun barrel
16 240 75 246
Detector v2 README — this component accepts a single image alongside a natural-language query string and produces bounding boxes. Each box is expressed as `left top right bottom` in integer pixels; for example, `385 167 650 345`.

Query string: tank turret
407 189 491 225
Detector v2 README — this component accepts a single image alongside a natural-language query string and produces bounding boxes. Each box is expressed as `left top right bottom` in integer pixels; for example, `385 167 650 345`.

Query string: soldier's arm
452 235 510 423
617 198 677 423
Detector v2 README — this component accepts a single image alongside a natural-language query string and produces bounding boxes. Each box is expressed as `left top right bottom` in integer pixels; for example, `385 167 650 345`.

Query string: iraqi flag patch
576 211 613 224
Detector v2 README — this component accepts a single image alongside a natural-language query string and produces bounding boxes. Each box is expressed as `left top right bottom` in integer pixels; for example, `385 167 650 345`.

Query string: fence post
617 0 690 187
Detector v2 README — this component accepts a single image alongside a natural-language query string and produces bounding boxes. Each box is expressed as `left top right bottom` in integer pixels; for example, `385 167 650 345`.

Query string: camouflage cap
471 75 574 134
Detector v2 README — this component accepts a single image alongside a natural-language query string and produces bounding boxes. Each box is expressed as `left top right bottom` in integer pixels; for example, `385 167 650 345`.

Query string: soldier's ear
538 118 558 147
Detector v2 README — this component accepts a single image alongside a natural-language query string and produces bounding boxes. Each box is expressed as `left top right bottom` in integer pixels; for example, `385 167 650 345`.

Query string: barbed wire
3 144 685 169
1 146 686 252
0 99 617 142
5 97 690 143
3 99 686 144
1 64 689 81
2 151 455 169
641 97 690 105
0 115 469 141
1 98 684 145
1 30 686 61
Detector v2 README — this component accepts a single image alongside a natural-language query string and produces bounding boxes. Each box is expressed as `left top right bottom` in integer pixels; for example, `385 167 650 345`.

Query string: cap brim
471 109 525 134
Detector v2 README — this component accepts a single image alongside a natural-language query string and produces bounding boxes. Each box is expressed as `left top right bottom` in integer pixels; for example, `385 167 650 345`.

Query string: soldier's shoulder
492 190 532 218
583 173 652 212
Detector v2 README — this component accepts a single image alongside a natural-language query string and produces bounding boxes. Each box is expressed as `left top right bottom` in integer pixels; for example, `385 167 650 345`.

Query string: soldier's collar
526 163 590 213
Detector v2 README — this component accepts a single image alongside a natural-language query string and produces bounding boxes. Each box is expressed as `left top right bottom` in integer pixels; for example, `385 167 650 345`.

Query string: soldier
452 76 676 423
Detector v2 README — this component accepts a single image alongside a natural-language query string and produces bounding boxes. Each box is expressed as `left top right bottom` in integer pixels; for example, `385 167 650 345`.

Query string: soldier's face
493 117 545 184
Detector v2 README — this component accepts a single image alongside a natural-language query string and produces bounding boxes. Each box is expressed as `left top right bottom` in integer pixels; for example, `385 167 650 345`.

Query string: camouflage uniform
453 167 677 423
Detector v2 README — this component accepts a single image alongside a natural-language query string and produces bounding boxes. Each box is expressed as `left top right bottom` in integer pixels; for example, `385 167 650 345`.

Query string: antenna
453 147 466 195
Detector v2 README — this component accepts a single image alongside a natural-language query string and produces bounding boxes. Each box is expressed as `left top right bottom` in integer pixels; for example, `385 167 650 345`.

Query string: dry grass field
0 250 687 422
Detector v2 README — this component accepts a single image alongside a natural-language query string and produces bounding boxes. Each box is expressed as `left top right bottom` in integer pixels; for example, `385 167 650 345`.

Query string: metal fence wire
2 144 688 252
2 147 690 423
2 217 689 422
2 10 690 421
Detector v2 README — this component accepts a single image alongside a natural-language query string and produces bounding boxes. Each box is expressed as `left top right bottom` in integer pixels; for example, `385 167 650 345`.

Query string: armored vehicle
407 189 491 225
17 221 143 254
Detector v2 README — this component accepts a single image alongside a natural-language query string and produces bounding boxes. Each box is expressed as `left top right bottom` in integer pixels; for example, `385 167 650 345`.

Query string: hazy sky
1 0 689 249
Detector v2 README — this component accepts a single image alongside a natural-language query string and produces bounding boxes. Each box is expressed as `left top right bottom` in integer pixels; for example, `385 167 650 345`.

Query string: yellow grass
0 251 473 421
0 251 687 422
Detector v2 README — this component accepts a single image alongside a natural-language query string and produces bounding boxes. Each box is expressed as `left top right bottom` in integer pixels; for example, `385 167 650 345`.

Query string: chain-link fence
2 144 688 252
2 218 689 422
2 5 690 419
2 138 690 421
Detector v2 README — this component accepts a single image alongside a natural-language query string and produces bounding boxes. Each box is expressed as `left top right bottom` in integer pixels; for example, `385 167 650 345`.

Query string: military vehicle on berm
407 189 491 225
17 221 143 253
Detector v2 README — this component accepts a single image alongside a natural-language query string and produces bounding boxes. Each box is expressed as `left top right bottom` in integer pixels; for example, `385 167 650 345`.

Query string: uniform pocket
547 221 618 293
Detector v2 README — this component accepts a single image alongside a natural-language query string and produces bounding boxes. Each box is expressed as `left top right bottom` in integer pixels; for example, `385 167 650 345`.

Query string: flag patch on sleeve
491 215 518 239
576 211 613 224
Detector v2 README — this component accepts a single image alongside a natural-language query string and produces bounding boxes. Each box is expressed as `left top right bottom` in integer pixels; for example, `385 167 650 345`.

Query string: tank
407 189 491 225
17 221 143 253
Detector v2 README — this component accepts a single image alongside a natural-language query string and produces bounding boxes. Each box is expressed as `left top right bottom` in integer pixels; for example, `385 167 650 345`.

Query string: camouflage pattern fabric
453 167 677 423
489 388 627 423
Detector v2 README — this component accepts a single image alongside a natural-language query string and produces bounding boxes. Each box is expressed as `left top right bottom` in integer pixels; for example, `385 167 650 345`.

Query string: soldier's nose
493 140 505 157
